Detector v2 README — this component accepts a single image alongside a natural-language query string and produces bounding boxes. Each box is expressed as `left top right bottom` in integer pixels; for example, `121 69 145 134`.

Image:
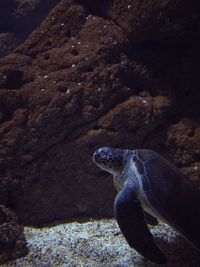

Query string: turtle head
93 147 126 176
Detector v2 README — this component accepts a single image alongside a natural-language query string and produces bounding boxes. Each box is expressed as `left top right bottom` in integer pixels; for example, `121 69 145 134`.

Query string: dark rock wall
0 204 27 264
0 0 60 57
0 0 200 227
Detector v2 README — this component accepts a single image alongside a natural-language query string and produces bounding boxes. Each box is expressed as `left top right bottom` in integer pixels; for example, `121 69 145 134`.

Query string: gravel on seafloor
2 219 200 267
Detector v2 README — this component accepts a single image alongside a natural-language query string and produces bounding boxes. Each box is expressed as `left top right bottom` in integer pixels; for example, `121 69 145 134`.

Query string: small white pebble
86 14 92 20
51 17 56 21
98 88 101 91
93 17 96 20
103 25 107 28
44 75 48 79
53 81 57 84
3 75 7 79
113 42 117 45
128 5 131 9
41 88 45 91
85 57 88 60
77 41 81 45
78 83 82 86
40 31 44 34
138 96 148 104
194 166 198 171
72 64 76 68
66 89 71 94
71 45 75 48
61 23 65 26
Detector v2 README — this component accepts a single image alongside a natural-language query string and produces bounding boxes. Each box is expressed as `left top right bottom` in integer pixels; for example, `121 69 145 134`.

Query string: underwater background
0 0 200 266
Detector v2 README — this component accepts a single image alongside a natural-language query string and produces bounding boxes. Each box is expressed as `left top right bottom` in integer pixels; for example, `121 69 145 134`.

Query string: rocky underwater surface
0 0 200 265
2 219 200 267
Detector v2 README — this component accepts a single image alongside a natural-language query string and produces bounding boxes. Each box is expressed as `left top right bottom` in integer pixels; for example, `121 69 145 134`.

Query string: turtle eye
98 147 110 158
99 150 106 158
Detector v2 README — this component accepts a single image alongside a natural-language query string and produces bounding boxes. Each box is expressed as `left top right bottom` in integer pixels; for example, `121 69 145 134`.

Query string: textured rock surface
0 0 199 225
1 0 200 262
2 219 200 267
0 205 28 264
0 0 60 58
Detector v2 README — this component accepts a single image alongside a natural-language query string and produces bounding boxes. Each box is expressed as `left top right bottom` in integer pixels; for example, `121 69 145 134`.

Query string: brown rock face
0 0 200 230
0 0 60 57
0 205 28 264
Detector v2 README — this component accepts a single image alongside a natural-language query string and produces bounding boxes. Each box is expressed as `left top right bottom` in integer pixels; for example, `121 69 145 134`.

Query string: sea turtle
93 147 200 264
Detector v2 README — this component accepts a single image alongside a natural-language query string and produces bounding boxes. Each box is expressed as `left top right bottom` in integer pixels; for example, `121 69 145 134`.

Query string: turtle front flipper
114 181 166 264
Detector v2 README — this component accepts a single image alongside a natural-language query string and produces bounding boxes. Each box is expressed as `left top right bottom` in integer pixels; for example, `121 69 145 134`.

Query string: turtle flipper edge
114 181 166 264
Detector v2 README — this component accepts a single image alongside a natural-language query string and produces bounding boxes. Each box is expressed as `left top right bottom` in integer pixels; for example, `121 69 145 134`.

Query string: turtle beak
93 150 100 164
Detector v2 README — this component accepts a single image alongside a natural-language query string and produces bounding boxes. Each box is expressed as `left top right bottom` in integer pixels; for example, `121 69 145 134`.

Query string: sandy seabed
2 219 200 267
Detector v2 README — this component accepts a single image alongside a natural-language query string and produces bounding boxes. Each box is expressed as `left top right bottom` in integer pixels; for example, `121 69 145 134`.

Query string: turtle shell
133 149 200 251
